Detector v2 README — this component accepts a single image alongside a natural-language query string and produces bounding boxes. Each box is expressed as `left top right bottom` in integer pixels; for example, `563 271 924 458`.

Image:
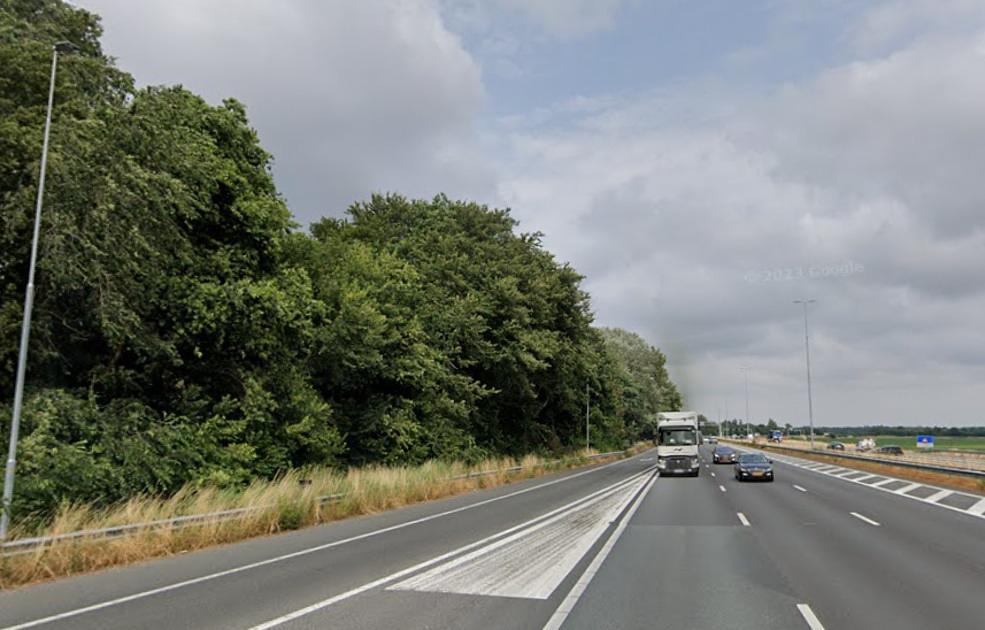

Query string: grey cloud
496 0 627 40
82 0 495 225
494 22 985 424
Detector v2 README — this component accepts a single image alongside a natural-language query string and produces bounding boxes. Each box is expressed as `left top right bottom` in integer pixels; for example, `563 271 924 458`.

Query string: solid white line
797 603 826 630
737 512 750 526
969 498 985 516
541 472 658 630
793 485 807 493
894 482 922 495
247 470 656 630
0 457 645 630
389 476 646 598
925 489 953 503
850 511 881 526
719 485 727 493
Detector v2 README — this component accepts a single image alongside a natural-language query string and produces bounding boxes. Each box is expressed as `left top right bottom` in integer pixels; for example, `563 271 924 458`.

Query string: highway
1 446 984 629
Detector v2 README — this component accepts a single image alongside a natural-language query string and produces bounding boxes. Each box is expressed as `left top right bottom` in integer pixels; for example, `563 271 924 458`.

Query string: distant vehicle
656 411 700 476
768 430 783 443
827 441 845 450
734 453 774 482
707 436 718 444
876 445 904 455
712 445 737 464
856 438 876 451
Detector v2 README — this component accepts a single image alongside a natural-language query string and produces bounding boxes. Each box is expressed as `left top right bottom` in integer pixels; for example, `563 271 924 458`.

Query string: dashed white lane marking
729 444 985 521
797 603 826 630
850 511 881 527
541 471 658 630
737 512 750 526
894 482 921 495
710 472 716 477
793 485 807 493
925 489 954 503
719 485 727 493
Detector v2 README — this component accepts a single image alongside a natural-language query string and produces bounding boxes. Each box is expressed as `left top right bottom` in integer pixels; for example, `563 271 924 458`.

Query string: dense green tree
0 1 681 521
598 327 682 440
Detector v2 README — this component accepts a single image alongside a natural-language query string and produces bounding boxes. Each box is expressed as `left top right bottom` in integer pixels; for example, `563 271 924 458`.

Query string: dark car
712 445 737 464
827 441 845 450
876 445 904 455
734 453 774 481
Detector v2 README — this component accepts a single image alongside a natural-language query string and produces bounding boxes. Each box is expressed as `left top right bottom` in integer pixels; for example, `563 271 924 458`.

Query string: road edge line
0 455 648 630
541 470 659 630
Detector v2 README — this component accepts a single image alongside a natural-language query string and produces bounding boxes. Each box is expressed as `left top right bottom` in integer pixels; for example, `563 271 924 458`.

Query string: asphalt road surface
2 446 984 629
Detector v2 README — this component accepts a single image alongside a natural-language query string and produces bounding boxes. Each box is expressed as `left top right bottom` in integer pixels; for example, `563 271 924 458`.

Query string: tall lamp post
1 41 78 541
585 382 590 451
794 299 817 450
741 367 750 439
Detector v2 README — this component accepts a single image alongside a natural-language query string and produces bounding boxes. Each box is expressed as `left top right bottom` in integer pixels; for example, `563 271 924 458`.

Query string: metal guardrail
1 450 628 556
734 441 985 481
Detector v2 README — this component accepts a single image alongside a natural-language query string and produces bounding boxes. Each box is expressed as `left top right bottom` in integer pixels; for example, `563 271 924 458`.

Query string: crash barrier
1 450 628 556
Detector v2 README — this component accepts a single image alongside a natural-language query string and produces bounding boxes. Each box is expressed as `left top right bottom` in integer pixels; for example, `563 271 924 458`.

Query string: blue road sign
916 435 934 449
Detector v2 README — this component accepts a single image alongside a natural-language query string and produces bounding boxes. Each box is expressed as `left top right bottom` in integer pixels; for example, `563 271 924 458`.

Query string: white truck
656 411 701 476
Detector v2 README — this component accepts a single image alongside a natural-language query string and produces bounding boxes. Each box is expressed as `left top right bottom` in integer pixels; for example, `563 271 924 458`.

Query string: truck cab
656 411 700 476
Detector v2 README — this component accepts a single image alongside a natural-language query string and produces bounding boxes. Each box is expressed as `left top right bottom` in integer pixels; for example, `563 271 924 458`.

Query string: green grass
786 434 985 452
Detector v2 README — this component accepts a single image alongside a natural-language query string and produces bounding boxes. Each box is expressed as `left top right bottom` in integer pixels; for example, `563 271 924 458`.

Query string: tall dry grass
0 446 642 589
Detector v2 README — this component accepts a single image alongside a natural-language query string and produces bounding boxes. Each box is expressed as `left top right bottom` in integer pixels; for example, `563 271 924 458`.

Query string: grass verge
0 445 647 590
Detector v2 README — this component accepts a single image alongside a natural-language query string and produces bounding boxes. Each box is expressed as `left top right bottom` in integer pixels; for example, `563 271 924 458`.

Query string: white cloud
492 19 985 425
81 0 494 224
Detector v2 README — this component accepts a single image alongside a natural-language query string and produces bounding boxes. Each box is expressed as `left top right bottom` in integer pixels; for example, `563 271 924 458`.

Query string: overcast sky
78 0 985 427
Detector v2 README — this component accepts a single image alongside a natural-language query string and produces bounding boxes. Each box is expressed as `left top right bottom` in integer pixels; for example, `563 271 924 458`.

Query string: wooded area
0 1 681 521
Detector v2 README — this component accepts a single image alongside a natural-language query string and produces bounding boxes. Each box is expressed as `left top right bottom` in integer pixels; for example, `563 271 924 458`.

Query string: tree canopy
0 1 682 521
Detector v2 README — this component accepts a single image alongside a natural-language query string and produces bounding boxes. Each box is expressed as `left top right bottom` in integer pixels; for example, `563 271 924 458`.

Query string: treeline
0 1 680 519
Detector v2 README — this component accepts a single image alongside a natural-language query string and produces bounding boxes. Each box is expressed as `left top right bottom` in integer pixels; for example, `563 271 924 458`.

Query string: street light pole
794 299 817 450
585 382 590 451
1 41 76 541
741 367 750 438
